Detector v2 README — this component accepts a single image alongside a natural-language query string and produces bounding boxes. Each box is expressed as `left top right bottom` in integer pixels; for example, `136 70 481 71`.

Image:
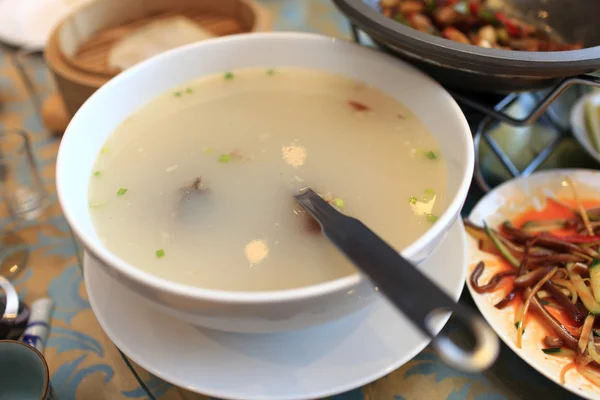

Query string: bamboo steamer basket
44 0 271 129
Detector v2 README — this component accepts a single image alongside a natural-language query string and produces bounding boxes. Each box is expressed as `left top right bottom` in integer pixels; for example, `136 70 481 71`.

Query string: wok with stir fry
467 179 600 387
379 0 583 51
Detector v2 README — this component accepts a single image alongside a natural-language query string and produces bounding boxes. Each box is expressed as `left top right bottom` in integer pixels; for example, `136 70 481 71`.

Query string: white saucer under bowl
84 220 466 400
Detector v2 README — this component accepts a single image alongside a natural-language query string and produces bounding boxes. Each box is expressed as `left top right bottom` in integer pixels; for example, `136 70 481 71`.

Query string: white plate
84 220 466 400
571 93 600 166
0 0 91 50
466 169 600 400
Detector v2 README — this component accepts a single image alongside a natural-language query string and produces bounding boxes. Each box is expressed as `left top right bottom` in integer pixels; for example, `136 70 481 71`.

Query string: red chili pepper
495 12 520 36
494 12 508 24
469 2 479 14
348 100 370 111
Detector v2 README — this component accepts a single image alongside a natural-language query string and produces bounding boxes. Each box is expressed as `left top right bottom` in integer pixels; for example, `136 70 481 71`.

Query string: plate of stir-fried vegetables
466 169 600 399
379 0 583 51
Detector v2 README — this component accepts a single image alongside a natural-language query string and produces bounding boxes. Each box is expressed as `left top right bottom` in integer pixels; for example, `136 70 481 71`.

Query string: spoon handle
295 189 499 373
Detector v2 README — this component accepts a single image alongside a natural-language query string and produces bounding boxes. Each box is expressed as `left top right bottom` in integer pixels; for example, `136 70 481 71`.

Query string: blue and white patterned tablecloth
0 1 582 399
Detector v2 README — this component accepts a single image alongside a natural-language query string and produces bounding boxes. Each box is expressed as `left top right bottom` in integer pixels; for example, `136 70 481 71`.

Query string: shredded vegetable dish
467 178 600 386
379 0 583 51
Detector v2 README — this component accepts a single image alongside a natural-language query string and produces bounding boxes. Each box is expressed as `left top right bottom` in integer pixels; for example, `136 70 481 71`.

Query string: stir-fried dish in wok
467 178 600 386
379 0 584 51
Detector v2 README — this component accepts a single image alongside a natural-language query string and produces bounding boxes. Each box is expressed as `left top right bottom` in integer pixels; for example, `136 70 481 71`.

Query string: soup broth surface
89 68 447 291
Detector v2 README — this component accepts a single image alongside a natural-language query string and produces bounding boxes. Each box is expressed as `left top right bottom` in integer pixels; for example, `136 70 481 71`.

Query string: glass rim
0 339 51 396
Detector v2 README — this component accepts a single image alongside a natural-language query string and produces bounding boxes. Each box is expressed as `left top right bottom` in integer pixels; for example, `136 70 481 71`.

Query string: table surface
0 1 588 399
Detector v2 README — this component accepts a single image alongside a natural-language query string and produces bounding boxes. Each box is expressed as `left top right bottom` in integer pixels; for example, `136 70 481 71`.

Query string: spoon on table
294 189 499 373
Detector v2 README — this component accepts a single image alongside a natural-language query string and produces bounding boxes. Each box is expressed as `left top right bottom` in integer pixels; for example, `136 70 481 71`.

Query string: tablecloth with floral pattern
0 1 581 399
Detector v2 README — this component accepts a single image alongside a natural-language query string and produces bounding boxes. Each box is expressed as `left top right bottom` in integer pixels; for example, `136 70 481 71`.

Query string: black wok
332 0 600 92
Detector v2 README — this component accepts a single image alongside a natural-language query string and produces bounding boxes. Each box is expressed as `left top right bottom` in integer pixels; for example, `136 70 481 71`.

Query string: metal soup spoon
294 189 499 373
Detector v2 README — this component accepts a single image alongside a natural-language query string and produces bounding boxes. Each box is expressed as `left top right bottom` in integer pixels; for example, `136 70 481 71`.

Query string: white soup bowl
56 32 474 333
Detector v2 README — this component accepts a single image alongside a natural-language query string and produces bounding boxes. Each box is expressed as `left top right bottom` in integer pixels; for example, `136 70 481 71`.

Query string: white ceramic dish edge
466 169 600 400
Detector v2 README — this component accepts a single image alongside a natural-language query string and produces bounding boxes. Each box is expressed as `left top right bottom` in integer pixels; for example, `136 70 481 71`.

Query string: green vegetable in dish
117 188 128 196
541 347 561 354
484 222 520 268
218 154 232 163
425 150 437 160
332 197 345 210
422 189 436 201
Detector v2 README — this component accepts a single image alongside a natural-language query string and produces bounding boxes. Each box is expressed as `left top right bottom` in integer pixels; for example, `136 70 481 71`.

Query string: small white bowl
56 32 474 333
570 92 600 165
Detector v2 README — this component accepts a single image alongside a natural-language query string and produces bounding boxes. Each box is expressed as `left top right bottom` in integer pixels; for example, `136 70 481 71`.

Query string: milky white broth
88 67 447 291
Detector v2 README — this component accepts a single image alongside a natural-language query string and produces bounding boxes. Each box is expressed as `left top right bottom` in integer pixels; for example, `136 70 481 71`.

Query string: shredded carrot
579 315 595 355
565 177 595 236
560 362 576 384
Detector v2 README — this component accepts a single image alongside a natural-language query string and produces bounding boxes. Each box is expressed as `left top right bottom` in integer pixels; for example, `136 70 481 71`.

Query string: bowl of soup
56 32 474 333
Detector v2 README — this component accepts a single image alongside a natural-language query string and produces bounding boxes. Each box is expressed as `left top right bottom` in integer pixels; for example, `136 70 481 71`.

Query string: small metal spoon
295 188 499 373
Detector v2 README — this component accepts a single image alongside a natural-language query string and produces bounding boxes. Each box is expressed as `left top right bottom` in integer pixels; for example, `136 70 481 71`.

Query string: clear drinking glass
0 130 46 279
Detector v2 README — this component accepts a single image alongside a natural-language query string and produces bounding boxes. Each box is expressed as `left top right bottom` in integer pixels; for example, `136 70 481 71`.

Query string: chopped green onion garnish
394 13 408 24
478 8 496 23
542 348 561 354
156 249 165 259
93 171 102 177
185 87 193 94
203 147 214 154
422 189 436 201
425 151 437 160
266 68 275 75
425 0 436 11
427 214 439 223
100 147 110 155
173 91 182 97
332 198 345 210
89 201 107 209
408 196 417 204
224 72 234 80
218 154 232 163
117 188 128 196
